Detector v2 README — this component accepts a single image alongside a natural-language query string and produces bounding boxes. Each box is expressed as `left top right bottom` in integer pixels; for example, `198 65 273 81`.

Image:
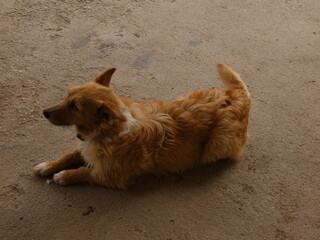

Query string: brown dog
34 64 250 189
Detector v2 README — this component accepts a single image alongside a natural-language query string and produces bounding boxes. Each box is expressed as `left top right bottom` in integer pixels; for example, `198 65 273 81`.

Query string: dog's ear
97 101 126 122
94 67 116 87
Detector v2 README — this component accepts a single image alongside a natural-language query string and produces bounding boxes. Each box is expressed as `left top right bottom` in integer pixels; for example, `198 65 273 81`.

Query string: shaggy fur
34 64 250 189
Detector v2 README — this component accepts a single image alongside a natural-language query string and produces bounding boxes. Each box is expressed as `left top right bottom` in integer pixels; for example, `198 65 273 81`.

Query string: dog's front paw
53 171 67 185
34 162 50 177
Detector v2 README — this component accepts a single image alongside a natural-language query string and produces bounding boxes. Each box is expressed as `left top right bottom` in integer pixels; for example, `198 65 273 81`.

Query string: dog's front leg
34 149 84 177
52 167 121 188
53 167 129 189
52 167 92 185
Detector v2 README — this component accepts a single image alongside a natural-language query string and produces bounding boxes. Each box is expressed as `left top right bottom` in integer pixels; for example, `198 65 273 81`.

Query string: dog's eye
69 101 78 111
103 112 111 120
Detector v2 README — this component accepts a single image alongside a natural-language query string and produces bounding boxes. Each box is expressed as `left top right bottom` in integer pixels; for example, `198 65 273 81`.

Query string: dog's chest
78 140 101 167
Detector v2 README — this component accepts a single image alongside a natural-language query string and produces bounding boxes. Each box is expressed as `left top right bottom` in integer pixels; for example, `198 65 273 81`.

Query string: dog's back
121 64 251 174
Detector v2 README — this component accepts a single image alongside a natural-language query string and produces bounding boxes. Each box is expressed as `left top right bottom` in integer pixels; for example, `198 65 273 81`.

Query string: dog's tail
216 63 250 97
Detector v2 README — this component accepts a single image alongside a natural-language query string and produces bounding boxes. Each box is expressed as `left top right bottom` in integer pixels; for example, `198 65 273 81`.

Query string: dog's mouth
76 133 85 141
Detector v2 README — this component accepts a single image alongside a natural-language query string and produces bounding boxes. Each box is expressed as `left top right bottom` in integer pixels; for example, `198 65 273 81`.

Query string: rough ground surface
1 0 319 239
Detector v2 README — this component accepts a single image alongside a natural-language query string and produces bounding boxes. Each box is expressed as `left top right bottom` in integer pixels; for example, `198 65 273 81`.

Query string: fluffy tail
216 63 250 97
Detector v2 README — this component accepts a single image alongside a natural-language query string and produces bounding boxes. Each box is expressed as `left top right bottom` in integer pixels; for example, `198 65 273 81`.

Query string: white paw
53 171 67 185
34 162 49 176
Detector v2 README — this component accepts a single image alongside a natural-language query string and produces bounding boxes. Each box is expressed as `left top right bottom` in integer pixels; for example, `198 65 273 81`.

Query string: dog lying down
34 64 250 189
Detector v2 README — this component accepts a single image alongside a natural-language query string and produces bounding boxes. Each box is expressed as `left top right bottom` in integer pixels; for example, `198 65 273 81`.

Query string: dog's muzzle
43 109 51 119
76 133 84 141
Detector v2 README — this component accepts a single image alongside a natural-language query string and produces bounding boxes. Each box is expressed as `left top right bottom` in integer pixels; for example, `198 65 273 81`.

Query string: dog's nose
43 109 51 119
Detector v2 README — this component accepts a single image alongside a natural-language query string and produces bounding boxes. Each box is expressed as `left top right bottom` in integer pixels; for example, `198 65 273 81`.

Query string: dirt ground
1 0 319 239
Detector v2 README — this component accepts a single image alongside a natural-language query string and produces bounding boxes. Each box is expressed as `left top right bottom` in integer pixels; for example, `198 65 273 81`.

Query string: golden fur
34 64 250 189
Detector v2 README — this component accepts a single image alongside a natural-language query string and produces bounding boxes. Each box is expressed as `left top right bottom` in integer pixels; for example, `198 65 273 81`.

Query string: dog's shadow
126 159 236 194
34 158 236 195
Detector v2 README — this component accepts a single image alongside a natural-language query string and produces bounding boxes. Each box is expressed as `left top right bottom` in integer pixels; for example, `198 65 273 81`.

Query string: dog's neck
118 110 138 137
75 109 138 142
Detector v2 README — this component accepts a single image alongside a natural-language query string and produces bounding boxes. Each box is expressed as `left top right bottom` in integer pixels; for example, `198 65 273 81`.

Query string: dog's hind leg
34 149 84 177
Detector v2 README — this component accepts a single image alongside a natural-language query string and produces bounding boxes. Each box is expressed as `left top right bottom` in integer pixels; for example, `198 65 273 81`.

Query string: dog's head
43 68 127 140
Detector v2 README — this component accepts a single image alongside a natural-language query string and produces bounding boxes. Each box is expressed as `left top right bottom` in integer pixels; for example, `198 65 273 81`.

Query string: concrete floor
1 0 319 239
